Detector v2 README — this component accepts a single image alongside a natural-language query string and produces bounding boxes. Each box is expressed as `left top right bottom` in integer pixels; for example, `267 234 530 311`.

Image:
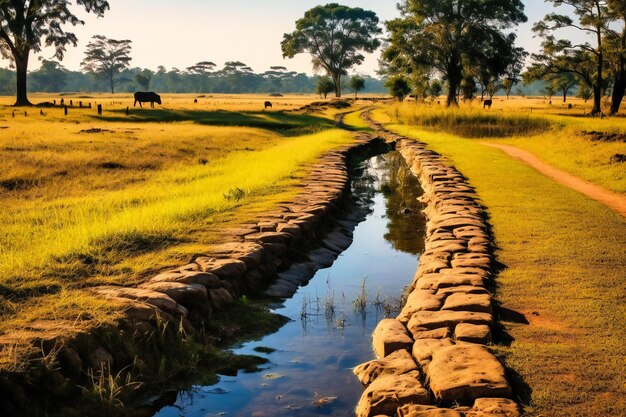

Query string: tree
81 35 132 93
429 79 442 102
542 83 556 101
554 73 579 102
186 61 216 74
349 75 366 99
461 76 478 102
0 0 110 105
578 83 593 101
31 60 67 92
606 0 626 114
531 0 612 115
317 76 335 98
386 76 412 101
135 68 154 90
282 3 381 97
383 0 526 107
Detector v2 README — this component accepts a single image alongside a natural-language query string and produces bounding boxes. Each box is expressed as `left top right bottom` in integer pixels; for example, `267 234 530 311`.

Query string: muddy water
153 152 426 417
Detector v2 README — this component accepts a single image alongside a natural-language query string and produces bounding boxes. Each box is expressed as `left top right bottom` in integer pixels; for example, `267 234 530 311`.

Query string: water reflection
152 152 426 417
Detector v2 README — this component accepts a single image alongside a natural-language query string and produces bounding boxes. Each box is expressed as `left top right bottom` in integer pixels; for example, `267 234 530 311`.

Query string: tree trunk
446 60 461 107
610 59 625 115
332 73 341 98
591 85 602 115
563 90 567 103
14 53 31 106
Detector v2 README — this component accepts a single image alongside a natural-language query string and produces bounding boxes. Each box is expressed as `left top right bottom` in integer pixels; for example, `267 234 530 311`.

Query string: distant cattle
134 92 162 108
483 99 493 109
264 101 272 109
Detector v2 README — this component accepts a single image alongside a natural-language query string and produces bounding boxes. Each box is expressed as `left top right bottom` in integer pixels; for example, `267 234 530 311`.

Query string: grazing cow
134 92 162 108
264 101 272 109
483 99 493 109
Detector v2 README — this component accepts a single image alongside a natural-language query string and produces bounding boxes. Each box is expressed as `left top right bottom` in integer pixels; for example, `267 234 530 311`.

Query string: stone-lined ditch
148 150 427 417
0 133 391 416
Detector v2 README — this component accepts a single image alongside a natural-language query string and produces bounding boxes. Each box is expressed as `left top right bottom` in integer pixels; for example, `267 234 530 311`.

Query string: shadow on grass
93 109 335 136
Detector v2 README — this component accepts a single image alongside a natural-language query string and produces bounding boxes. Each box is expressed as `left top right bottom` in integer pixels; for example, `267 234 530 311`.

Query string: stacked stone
353 119 519 417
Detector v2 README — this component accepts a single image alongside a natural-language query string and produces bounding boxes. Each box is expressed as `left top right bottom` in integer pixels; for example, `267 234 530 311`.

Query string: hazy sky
2 0 566 75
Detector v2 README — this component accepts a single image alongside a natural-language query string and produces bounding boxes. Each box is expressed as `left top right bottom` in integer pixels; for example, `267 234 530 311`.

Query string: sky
1 0 574 75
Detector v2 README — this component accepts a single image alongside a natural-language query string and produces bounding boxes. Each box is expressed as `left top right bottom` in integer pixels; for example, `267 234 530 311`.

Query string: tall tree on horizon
81 35 132 94
383 0 527 107
531 0 612 115
282 3 381 97
0 0 110 106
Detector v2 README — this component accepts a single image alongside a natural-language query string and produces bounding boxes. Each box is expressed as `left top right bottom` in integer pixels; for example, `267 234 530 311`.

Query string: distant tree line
0 60 385 95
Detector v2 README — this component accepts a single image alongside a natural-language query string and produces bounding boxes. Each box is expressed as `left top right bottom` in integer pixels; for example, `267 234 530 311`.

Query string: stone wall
353 115 520 417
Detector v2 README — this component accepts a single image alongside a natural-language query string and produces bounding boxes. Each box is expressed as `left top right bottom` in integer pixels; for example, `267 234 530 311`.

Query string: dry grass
378 99 626 193
0 94 355 367
378 116 626 417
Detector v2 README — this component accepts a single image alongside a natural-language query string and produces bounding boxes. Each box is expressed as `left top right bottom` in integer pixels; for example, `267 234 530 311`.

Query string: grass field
0 94 355 366
366 108 626 417
382 98 626 193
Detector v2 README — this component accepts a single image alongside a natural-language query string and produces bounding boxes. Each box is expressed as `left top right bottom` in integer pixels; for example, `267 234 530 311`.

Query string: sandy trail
482 142 626 218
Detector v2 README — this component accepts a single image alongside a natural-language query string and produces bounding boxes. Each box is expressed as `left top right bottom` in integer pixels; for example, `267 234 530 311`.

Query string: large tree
0 0 109 106
383 0 526 107
606 0 626 114
282 3 381 97
81 35 132 93
531 0 612 115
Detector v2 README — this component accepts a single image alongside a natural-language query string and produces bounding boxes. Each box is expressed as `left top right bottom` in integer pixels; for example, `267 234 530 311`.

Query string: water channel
153 151 426 417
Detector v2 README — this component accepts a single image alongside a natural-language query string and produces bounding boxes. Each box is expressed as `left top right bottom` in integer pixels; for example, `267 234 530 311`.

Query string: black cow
483 99 493 109
134 92 162 108
264 101 272 109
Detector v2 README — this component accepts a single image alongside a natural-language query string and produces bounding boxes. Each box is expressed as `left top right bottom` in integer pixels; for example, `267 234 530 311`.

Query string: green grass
1 129 353 293
98 109 335 136
383 121 626 417
376 103 626 194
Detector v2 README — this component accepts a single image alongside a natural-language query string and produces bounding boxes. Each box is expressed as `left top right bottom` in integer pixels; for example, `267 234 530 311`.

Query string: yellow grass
0 94 355 353
376 98 626 193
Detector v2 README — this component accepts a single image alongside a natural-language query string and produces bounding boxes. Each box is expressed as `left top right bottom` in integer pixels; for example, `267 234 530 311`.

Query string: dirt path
482 142 626 218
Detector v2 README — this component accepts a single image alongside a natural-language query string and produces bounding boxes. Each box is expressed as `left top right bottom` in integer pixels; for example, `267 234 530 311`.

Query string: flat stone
244 231 290 245
412 338 455 368
411 327 452 340
437 286 490 297
309 247 338 268
455 324 492 344
205 242 265 268
353 349 418 385
428 345 512 404
372 319 413 358
407 311 493 334
140 282 208 305
398 290 444 323
148 271 222 288
442 293 493 314
466 398 520 417
451 258 491 270
195 257 247 280
209 288 235 309
414 274 486 291
92 286 184 316
356 372 431 417
397 404 466 417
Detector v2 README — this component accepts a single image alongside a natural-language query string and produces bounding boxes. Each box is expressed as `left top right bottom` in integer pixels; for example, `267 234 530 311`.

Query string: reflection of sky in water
154 153 425 417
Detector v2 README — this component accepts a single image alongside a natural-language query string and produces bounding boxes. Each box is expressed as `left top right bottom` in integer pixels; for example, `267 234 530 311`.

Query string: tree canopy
282 3 381 97
382 0 527 106
81 35 132 94
0 0 110 105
